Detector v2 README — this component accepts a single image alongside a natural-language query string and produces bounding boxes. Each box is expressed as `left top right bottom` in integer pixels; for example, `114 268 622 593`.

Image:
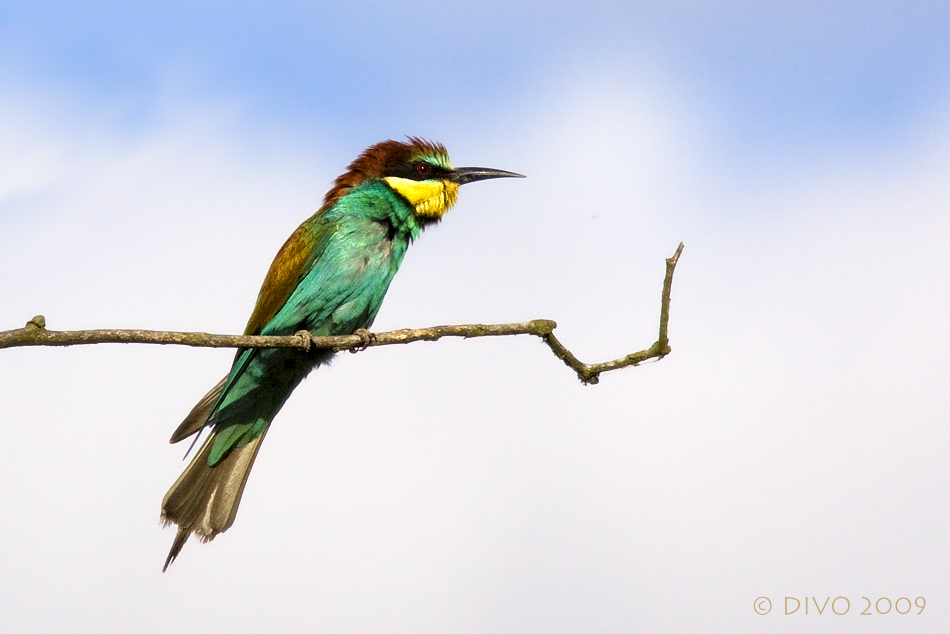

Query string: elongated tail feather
169 377 227 444
161 427 268 571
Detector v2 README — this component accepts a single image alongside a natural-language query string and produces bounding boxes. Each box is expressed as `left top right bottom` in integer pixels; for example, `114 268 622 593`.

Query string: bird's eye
415 162 433 177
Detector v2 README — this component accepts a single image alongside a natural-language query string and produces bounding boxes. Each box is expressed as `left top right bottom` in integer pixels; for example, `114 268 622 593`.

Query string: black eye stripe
386 160 448 181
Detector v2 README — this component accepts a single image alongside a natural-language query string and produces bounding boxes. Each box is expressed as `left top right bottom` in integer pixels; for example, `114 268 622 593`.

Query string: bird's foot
350 328 376 353
294 330 314 351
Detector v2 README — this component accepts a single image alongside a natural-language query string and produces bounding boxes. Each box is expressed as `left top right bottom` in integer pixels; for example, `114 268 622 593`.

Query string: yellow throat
384 177 460 220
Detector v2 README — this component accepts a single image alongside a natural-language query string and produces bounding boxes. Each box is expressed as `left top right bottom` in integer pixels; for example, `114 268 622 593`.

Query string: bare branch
0 244 684 383
543 242 684 384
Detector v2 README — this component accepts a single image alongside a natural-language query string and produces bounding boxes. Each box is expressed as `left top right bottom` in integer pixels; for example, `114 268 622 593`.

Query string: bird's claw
350 328 376 353
294 330 313 351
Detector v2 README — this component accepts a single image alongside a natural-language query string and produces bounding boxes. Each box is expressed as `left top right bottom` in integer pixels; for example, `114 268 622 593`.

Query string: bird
160 137 523 570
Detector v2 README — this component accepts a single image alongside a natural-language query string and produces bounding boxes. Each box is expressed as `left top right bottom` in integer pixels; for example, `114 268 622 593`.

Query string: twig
0 244 684 384
543 241 683 384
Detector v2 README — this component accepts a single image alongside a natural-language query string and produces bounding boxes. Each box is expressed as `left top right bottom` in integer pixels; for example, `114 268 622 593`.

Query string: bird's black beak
448 167 525 185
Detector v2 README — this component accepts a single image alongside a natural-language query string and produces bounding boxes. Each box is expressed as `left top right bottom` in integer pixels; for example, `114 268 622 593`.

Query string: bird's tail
161 377 268 571
160 351 317 570
160 426 267 571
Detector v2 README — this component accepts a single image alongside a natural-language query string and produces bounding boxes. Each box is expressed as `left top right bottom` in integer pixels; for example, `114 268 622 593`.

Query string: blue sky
5 2 947 151
2 2 949 633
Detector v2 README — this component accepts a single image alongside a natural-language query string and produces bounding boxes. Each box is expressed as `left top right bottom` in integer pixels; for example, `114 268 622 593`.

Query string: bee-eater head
322 137 523 221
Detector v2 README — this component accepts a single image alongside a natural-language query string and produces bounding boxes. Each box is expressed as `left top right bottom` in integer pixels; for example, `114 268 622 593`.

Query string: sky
1 1 949 632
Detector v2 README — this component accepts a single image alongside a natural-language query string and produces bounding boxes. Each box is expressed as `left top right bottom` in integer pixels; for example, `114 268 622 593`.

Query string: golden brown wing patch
243 218 330 336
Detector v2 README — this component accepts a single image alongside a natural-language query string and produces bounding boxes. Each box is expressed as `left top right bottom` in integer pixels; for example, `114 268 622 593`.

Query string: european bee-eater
160 138 522 570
